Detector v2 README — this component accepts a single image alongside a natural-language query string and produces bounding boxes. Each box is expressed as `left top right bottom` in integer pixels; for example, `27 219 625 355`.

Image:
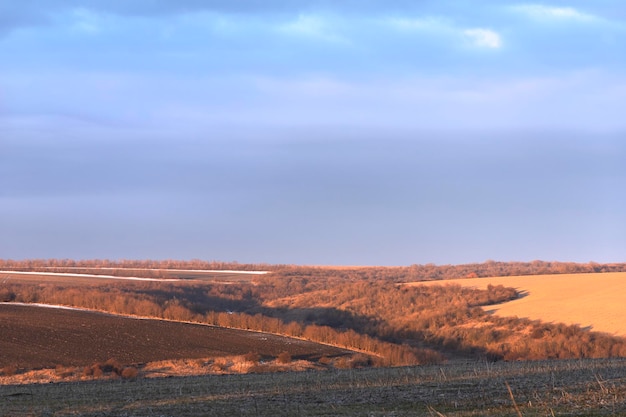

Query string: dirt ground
0 303 348 369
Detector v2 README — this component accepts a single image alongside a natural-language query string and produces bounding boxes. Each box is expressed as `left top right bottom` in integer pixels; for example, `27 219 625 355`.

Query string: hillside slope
415 272 626 336
0 303 348 369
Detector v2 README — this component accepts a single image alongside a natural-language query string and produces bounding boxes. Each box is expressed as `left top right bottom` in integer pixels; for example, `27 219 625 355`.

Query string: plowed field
0 304 348 369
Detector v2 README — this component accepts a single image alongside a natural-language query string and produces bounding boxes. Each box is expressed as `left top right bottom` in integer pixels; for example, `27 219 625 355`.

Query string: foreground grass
2 358 626 416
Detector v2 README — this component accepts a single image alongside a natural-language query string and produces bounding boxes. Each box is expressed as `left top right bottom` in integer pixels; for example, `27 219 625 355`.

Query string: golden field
414 272 626 337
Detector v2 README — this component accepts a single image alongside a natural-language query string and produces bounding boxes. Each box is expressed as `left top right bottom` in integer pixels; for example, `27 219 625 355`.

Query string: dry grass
413 272 626 336
0 355 324 385
3 358 626 416
141 355 319 378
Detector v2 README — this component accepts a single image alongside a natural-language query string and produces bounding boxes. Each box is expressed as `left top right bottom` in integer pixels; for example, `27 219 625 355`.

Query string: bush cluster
0 365 18 377
83 359 138 380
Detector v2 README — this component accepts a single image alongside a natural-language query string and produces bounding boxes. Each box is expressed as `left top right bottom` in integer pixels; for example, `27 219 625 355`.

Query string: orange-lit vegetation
3 259 626 376
416 272 626 337
0 280 439 367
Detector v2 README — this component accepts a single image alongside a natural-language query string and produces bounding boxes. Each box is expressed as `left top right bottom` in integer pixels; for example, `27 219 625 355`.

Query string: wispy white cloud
463 28 502 49
71 8 102 33
277 14 350 44
387 17 502 50
511 4 599 22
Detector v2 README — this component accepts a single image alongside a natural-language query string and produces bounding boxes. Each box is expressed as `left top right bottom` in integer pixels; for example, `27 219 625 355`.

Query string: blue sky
1 1 625 265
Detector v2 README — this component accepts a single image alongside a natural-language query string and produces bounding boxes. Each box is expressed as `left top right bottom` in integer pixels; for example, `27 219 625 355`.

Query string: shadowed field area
0 304 348 369
2 358 626 416
414 272 626 336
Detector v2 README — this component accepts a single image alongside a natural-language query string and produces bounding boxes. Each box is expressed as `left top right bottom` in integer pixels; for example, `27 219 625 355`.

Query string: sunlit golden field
414 272 626 337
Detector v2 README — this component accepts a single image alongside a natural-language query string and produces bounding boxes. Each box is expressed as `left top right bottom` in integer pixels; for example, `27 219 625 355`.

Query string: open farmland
3 358 626 416
0 269 264 284
0 304 349 371
5 263 626 365
413 272 626 336
3 261 626 415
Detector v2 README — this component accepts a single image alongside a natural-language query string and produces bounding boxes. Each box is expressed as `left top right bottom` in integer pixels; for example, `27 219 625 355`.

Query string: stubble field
2 358 626 416
413 272 626 336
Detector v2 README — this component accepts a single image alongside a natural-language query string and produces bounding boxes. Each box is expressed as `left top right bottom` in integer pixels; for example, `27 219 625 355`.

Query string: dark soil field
0 304 349 369
2 358 626 416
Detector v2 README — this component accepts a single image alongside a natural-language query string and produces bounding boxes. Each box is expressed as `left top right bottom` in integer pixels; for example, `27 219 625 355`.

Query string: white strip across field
7 302 87 311
413 272 626 337
4 302 171 321
17 267 269 275
0 270 184 282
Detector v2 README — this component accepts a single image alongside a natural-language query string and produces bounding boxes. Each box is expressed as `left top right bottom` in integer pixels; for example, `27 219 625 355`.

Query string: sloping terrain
4 265 626 368
3 358 626 416
0 304 348 369
415 272 626 336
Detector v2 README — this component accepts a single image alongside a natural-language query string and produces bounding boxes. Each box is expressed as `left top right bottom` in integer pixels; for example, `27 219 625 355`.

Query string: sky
1 1 625 265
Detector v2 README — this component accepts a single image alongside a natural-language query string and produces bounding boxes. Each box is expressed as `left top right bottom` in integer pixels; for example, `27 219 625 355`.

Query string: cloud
511 4 599 22
71 8 102 33
387 17 503 50
463 28 502 48
277 14 349 44
0 3 55 34
0 0 433 34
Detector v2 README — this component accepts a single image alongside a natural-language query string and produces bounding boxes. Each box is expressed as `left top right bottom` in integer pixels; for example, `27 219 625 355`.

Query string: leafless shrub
318 355 332 366
0 287 16 302
1 364 18 376
277 351 292 364
244 351 261 364
333 357 352 369
92 365 103 378
103 358 123 375
121 366 138 380
55 365 74 378
84 358 123 378
247 364 267 373
82 366 94 377
335 354 372 369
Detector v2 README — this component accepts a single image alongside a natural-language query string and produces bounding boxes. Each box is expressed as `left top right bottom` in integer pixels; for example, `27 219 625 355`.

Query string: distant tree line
0 258 280 273
2 259 626 281
265 260 626 283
